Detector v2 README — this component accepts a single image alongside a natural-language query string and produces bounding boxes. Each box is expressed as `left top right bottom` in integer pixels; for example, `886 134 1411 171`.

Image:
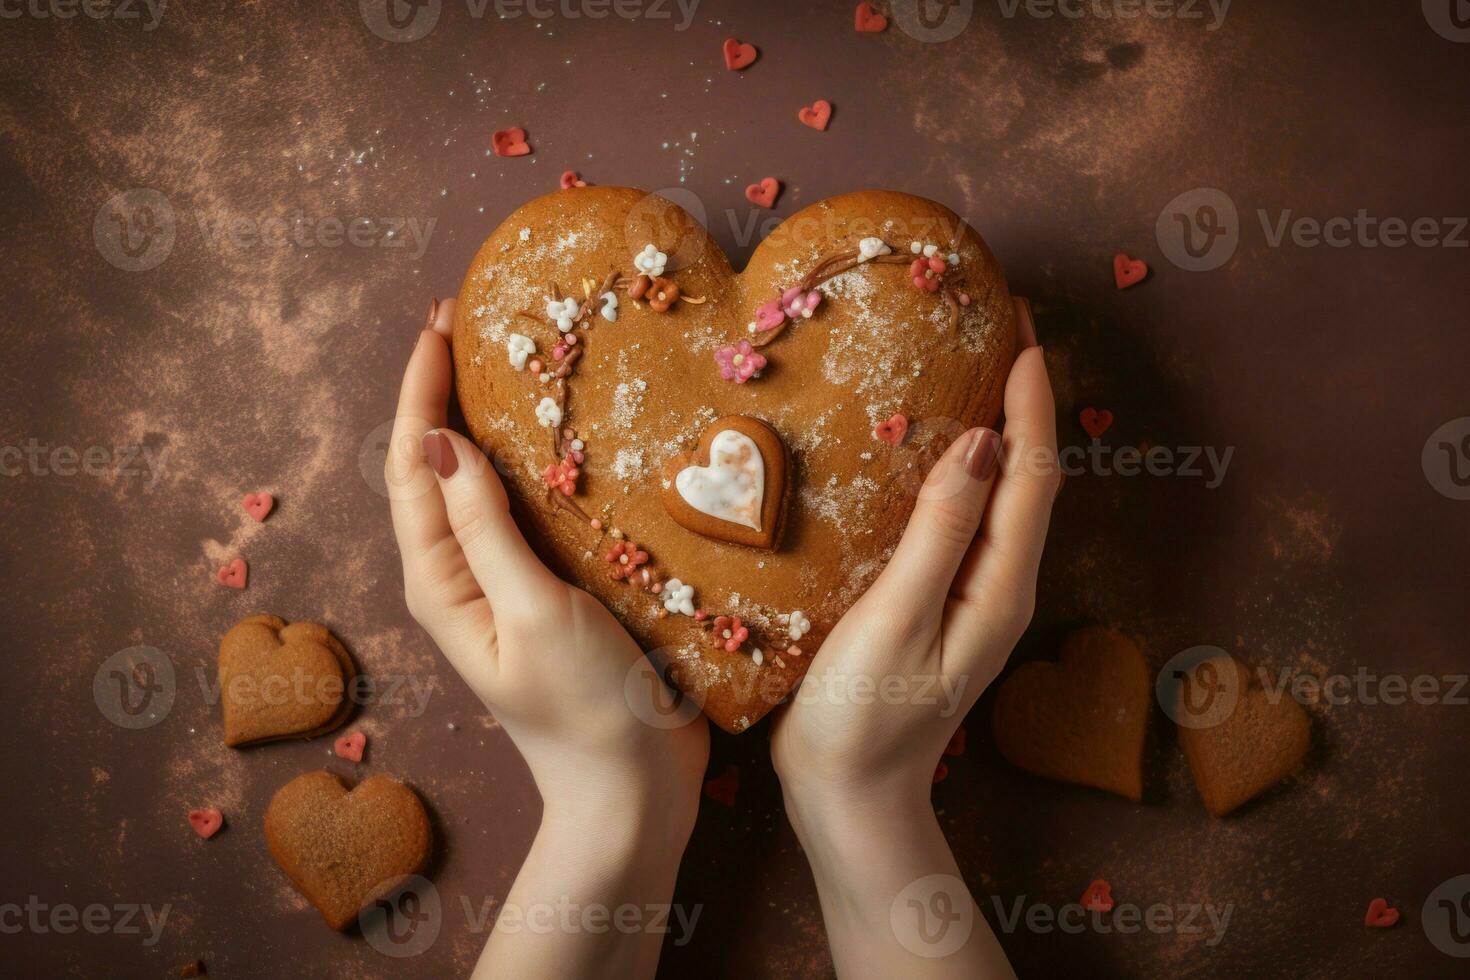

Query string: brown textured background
2 1 1468 977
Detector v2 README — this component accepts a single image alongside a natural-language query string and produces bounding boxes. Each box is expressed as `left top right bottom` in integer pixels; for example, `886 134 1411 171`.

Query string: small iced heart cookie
453 187 1015 732
663 416 787 550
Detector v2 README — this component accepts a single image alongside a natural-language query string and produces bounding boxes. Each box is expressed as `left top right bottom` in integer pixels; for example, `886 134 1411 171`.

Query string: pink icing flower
713 615 749 653
781 286 822 319
542 458 580 496
714 340 767 383
910 256 946 292
604 541 649 580
754 298 786 331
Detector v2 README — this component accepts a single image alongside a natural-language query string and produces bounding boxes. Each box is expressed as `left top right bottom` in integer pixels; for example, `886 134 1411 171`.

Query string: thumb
869 427 1001 618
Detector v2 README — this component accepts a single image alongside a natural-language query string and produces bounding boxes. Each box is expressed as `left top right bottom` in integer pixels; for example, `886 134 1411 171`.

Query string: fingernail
422 430 457 479
1014 296 1038 348
424 297 440 331
964 428 1000 480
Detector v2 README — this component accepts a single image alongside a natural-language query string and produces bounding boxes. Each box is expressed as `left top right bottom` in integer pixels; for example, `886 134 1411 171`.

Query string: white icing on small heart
675 429 765 531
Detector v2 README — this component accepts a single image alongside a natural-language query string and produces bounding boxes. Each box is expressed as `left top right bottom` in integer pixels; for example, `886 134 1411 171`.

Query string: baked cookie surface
454 187 1015 732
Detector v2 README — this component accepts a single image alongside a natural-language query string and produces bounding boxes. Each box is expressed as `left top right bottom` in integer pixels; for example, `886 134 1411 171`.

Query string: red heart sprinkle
1364 898 1399 928
1082 879 1114 912
1113 252 1148 289
944 725 967 757
334 730 367 763
702 764 740 807
1079 408 1114 439
215 558 247 589
491 127 531 157
242 491 273 522
854 2 888 32
932 760 949 784
722 37 758 71
798 100 832 131
745 177 780 209
188 808 223 839
874 413 909 446
559 170 587 189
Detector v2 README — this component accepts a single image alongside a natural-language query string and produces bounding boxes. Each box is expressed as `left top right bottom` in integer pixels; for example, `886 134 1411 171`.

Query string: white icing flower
534 396 562 428
507 333 536 371
922 243 939 258
858 237 891 261
662 578 696 617
787 610 811 641
910 241 923 254
948 252 960 265
752 649 764 667
599 290 619 322
633 243 667 277
546 297 581 333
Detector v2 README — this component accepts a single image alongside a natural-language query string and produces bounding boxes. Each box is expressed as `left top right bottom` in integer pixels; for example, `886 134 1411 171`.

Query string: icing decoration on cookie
858 236 891 261
722 37 758 71
745 178 780 209
910 256 946 292
633 243 667 277
678 430 764 530
714 341 766 383
604 540 649 580
1113 252 1148 289
507 333 536 370
216 558 247 589
662 579 696 616
598 291 618 322
663 416 788 550
535 396 563 428
798 100 832 131
711 615 750 652
874 414 909 446
242 491 274 522
491 127 531 157
780 286 821 319
333 731 366 763
559 170 587 189
542 457 580 496
546 296 581 332
787 610 811 641
854 2 888 32
645 276 680 312
188 808 224 839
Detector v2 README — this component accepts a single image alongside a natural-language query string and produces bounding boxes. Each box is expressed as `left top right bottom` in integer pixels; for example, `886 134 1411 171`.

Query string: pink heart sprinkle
242 491 273 522
559 170 587 189
215 558 247 589
334 731 367 763
188 808 223 839
745 177 780 209
874 414 909 446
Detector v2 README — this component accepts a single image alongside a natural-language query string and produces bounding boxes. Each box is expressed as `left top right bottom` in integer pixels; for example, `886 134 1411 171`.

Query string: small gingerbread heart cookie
991 627 1151 801
264 771 432 930
218 615 356 748
661 416 788 550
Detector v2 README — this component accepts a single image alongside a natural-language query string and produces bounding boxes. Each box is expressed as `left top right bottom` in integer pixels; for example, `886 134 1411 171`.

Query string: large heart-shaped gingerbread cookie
453 188 1015 732
219 615 356 747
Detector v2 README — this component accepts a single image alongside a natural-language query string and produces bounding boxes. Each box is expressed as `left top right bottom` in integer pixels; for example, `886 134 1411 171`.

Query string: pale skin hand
387 298 709 980
772 298 1054 979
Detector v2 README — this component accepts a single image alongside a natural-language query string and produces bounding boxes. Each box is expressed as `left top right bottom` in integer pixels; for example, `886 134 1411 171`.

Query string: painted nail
1013 296 1038 348
425 297 440 331
964 428 1000 480
422 430 458 479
